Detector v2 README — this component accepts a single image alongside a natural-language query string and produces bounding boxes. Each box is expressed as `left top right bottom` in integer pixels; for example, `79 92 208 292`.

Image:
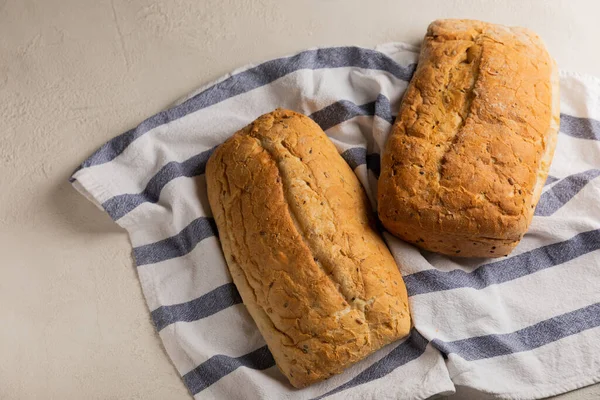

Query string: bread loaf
206 109 411 387
378 19 560 258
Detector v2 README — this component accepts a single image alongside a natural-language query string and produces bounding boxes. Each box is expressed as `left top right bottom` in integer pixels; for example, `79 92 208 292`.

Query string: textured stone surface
1 0 599 399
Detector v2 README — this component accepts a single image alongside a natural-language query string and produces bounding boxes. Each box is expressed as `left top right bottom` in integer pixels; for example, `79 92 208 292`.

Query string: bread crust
378 19 560 258
206 109 411 388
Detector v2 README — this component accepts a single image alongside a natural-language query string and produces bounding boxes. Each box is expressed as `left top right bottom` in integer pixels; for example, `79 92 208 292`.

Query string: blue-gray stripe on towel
312 329 428 400
560 114 600 141
535 169 600 216
311 93 394 130
102 147 216 220
133 217 218 266
404 228 600 296
544 175 560 186
151 283 242 332
183 345 275 396
75 47 416 171
340 148 382 177
432 302 600 361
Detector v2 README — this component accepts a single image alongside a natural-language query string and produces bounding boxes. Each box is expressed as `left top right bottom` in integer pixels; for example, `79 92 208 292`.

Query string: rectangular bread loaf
206 109 411 388
378 19 560 258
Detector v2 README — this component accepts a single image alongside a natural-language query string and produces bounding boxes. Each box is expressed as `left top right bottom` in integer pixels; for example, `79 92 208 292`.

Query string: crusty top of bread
378 19 559 256
206 109 411 387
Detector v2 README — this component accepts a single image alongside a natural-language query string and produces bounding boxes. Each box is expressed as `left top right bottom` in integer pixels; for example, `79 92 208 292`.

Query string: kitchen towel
70 42 600 399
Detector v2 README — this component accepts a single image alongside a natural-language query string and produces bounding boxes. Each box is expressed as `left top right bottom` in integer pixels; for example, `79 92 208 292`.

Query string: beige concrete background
1 0 599 399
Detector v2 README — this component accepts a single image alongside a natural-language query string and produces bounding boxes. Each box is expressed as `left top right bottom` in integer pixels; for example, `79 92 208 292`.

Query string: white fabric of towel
71 42 600 400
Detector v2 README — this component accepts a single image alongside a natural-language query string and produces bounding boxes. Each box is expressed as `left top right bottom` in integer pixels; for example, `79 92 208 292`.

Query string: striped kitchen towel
70 42 600 400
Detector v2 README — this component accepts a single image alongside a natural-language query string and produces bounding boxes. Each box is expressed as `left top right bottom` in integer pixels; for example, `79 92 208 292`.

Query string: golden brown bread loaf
378 19 560 258
206 109 411 388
